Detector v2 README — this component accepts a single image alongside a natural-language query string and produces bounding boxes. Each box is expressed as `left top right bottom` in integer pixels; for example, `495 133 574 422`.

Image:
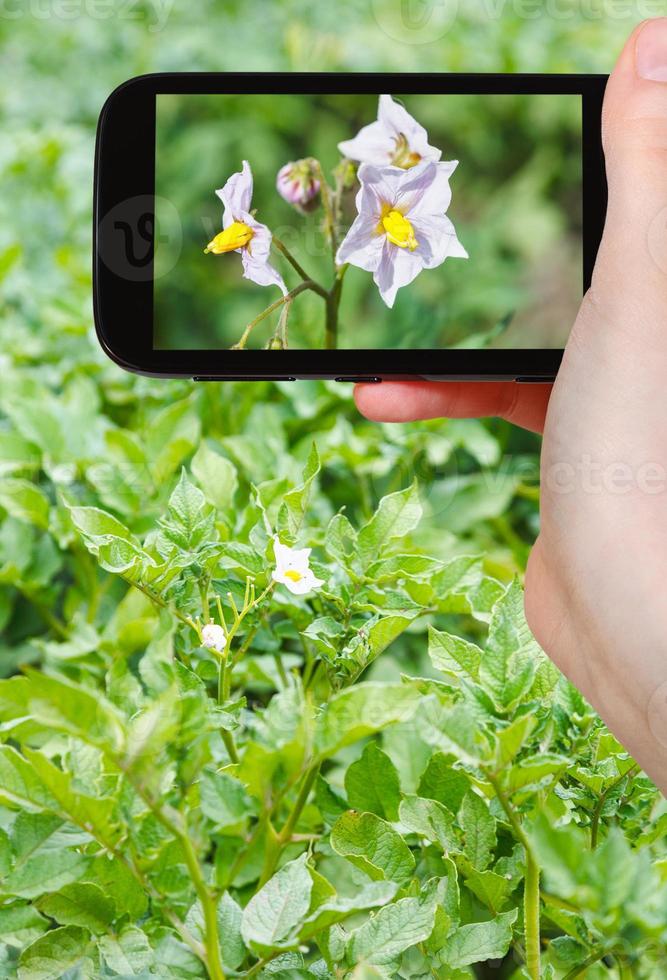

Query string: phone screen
153 93 583 352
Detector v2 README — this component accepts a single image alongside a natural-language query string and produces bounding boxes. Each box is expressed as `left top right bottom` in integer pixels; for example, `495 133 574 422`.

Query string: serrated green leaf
18 925 91 980
314 683 420 761
191 441 238 510
399 795 458 851
277 443 320 540
357 484 422 567
0 903 48 947
417 753 470 814
436 909 517 967
37 882 115 934
98 926 154 974
241 854 312 949
479 579 541 712
346 895 437 968
199 769 254 828
428 626 482 681
0 479 50 529
345 742 401 821
458 791 496 871
330 811 415 883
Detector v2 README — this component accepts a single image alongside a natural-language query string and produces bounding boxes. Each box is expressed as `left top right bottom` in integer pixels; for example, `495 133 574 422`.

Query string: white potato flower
201 622 227 653
272 536 324 596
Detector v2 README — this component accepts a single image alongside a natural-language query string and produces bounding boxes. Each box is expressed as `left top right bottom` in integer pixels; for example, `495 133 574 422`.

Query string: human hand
355 19 667 792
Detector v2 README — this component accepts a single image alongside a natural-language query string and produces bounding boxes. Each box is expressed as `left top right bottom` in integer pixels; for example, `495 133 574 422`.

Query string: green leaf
0 479 50 529
300 881 398 939
494 713 538 767
277 443 320 540
417 753 471 814
4 845 90 901
505 752 568 793
22 671 126 753
459 863 516 914
399 795 458 851
330 811 415 883
345 742 401 821
479 579 541 712
68 505 134 545
191 441 238 510
36 882 115 935
0 903 48 947
146 397 200 484
18 925 91 980
98 926 154 974
346 895 437 969
436 910 517 968
357 483 422 567
428 626 482 681
241 854 313 949
314 683 420 761
218 892 246 970
458 791 496 871
199 769 254 828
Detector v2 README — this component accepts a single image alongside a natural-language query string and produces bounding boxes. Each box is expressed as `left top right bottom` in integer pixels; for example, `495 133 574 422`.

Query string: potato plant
0 405 666 978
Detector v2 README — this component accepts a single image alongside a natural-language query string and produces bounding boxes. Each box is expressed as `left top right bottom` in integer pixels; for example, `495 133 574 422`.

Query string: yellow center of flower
284 569 303 583
204 221 254 254
390 133 421 169
381 209 419 251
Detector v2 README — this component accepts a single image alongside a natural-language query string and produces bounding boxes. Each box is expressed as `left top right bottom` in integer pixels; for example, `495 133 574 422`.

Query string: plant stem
562 949 608 979
325 278 342 350
590 765 638 849
487 772 541 979
272 236 320 287
259 762 321 886
232 281 325 350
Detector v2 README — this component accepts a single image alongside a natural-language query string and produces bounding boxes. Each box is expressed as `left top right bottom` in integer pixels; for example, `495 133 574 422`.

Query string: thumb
591 19 667 331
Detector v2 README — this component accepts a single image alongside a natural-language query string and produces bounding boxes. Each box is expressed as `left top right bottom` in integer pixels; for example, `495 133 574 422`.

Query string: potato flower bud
276 159 321 212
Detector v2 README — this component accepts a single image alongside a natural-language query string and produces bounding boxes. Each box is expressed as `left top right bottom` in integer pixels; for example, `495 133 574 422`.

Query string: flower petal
240 217 286 293
407 160 459 218
377 94 442 163
336 213 384 272
217 160 254 224
373 240 424 308
411 214 468 268
338 119 394 167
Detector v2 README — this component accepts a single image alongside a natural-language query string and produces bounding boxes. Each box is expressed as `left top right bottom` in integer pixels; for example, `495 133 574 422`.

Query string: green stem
272 236 320 286
119 773 225 980
590 765 638 849
562 949 608 979
232 281 326 350
325 276 343 350
259 762 321 886
487 772 540 979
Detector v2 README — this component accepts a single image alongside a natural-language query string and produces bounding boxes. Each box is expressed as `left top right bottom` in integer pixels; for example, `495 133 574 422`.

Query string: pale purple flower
276 159 321 212
205 161 286 294
336 158 468 308
338 94 442 170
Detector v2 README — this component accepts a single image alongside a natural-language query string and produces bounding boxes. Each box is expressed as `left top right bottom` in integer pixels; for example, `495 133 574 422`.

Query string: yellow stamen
284 569 303 583
391 133 421 169
381 210 419 251
204 221 254 254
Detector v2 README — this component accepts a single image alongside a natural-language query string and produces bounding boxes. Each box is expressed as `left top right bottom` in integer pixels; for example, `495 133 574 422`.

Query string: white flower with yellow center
201 622 227 653
205 160 286 294
272 537 324 596
336 158 468 308
338 94 441 170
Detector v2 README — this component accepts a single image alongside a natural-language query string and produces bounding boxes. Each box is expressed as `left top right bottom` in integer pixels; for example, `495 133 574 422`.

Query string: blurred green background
154 91 582 350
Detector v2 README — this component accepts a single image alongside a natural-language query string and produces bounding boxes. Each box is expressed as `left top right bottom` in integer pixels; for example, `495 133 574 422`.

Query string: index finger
354 381 552 435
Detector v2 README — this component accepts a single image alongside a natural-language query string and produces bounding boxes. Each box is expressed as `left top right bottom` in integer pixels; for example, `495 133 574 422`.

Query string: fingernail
636 18 667 82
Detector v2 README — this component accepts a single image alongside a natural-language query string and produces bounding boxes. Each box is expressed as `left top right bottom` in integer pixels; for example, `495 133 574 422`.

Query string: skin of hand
355 19 667 793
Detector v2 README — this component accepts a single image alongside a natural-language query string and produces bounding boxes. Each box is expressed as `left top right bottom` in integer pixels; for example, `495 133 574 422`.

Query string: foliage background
153 91 582 350
1 1 666 979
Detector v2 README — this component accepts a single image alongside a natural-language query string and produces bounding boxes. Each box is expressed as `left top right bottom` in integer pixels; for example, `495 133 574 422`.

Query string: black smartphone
93 72 607 381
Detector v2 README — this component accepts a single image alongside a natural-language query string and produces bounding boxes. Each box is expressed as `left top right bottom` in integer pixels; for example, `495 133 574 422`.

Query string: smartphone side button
192 376 297 382
514 376 555 383
334 376 382 383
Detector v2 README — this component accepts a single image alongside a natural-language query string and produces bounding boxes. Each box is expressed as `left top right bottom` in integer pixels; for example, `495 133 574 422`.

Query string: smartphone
93 72 607 381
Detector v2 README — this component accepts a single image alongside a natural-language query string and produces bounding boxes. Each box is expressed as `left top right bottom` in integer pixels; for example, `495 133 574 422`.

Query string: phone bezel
93 71 607 380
